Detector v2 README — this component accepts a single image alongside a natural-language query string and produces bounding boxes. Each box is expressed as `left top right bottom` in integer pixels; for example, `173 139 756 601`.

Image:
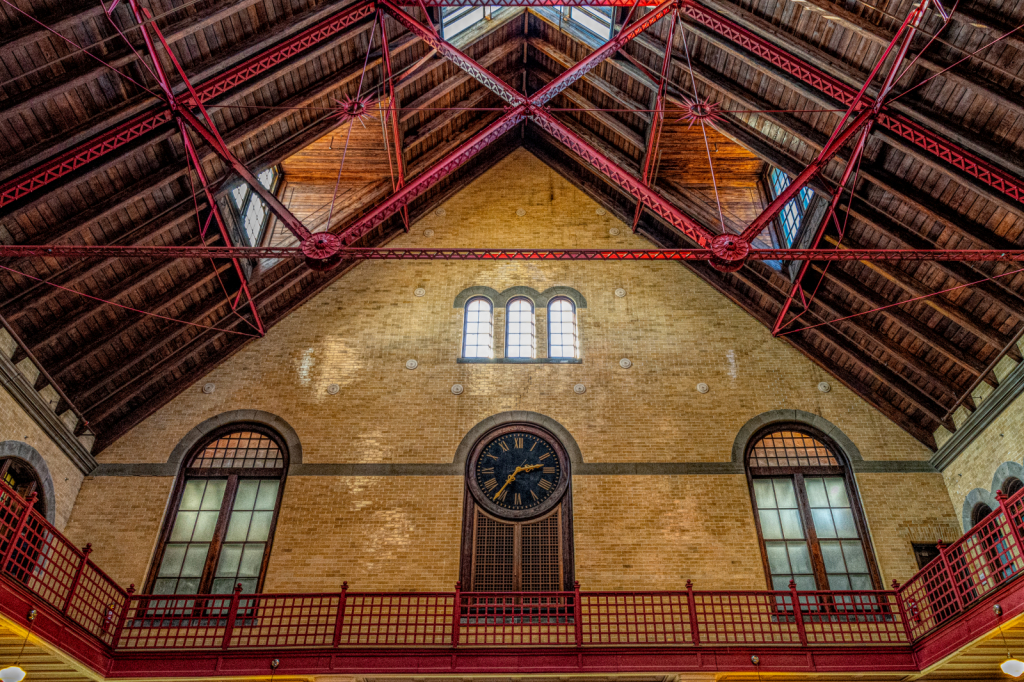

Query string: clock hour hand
492 464 543 501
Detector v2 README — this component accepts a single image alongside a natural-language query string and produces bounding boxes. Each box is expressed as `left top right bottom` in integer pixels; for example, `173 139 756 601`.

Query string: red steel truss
4 244 1024 261
0 475 1023 676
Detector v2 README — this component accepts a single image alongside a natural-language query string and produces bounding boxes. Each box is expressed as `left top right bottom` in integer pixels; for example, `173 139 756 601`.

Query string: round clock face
469 427 567 519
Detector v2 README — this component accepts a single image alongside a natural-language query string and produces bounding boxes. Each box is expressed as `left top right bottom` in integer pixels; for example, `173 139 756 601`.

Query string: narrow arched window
1004 478 1023 497
505 298 535 359
148 426 287 595
548 297 578 359
747 427 879 591
463 298 494 358
0 458 45 517
971 502 994 528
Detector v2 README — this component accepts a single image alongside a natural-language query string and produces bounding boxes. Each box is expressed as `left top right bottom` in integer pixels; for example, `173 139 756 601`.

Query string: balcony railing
0 478 1021 653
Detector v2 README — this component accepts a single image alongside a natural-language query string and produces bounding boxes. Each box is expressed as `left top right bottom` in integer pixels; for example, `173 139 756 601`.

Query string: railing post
111 584 135 649
789 580 808 646
62 543 92 615
686 580 700 646
573 580 582 647
1 492 37 575
891 579 914 643
996 491 1024 573
222 583 242 650
451 581 461 649
935 539 967 611
332 582 348 647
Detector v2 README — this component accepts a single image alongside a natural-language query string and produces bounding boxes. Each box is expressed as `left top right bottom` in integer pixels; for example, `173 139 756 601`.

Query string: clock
467 425 569 519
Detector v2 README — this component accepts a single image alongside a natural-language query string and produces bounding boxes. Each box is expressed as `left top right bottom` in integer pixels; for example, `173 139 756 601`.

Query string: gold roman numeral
486 454 498 461
538 479 553 491
514 493 522 506
530 441 538 451
538 453 551 461
543 467 556 474
498 441 509 452
481 467 494 474
513 437 524 449
530 490 539 501
483 478 498 491
495 488 509 502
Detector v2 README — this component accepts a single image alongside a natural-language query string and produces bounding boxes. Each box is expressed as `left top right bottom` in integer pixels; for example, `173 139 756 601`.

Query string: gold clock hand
494 470 519 499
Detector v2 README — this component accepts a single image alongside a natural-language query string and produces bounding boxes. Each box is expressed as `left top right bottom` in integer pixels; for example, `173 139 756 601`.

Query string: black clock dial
473 431 562 512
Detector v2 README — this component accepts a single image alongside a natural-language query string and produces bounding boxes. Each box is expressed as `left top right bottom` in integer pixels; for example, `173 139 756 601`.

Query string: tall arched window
463 298 494 358
147 426 287 595
548 297 578 359
971 502 995 528
747 427 880 591
1004 478 1023 497
505 298 535 359
0 458 45 517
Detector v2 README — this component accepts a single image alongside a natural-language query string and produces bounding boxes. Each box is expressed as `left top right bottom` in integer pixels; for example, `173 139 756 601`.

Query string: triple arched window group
464 297 578 360
142 421 882 595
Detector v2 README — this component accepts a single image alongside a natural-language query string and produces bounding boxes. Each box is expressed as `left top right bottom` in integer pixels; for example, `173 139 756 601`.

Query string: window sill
458 357 582 364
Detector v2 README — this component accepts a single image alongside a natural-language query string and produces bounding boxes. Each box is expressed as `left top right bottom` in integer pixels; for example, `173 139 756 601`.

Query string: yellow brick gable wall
63 149 959 592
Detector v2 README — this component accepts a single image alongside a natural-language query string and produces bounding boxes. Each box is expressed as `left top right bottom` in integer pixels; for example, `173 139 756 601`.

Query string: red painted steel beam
5 244 1024 261
677 0 1024 207
0 0 376 209
379 13 410 230
416 0 661 4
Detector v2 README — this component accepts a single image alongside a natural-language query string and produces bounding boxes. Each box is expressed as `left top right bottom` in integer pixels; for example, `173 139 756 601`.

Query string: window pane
765 542 791 573
548 298 577 358
779 509 804 539
158 545 187 576
753 479 776 508
257 168 275 190
811 508 837 538
773 479 798 508
176 578 201 594
759 510 784 539
232 184 248 210
464 299 493 358
841 541 869 573
824 477 850 506
211 578 236 594
506 298 535 358
787 542 813 574
201 480 227 509
225 511 252 542
827 574 851 591
850 574 873 590
216 544 243 576
442 6 485 39
192 510 220 542
793 575 816 590
153 578 178 595
255 480 279 510
833 508 859 538
820 541 846 573
771 575 793 591
239 544 264 576
181 544 210 577
804 477 829 507
170 511 199 542
180 480 207 510
248 511 274 542
234 480 259 510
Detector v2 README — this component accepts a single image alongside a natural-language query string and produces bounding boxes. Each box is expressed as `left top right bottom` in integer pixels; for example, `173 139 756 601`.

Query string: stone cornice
931 359 1024 472
0 353 96 475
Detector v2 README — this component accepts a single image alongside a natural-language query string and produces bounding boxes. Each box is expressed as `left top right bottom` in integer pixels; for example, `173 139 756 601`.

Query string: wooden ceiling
0 0 1022 450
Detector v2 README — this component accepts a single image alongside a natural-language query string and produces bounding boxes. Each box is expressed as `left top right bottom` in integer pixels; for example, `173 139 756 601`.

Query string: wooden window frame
504 297 536 359
144 423 287 595
462 296 494 359
745 424 882 592
467 506 564 592
547 297 578 360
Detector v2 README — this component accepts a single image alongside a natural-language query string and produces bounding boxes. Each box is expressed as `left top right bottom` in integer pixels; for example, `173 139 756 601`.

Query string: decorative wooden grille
522 513 560 591
472 512 514 591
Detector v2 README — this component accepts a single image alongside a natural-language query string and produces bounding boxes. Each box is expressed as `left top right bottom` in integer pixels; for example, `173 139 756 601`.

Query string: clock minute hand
494 468 523 499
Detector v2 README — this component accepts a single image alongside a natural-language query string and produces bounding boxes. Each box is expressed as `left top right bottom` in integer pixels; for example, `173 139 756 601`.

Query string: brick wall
0 387 84 528
63 149 959 591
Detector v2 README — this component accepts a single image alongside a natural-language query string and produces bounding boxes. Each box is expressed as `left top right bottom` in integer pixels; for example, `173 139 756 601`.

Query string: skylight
768 167 813 248
568 6 613 41
442 6 491 40
228 166 280 248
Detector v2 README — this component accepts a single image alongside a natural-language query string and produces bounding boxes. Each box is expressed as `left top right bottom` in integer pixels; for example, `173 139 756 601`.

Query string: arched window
547 297 578 359
971 502 995 528
505 298 535 359
746 427 880 591
1004 478 1024 497
461 425 574 590
463 298 494 358
0 458 45 517
147 426 287 595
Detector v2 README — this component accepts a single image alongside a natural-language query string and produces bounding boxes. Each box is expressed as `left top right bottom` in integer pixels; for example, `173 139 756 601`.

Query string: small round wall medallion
573 383 587 394
516 208 526 217
614 288 627 298
609 227 621 236
405 359 418 370
451 384 464 395
423 228 435 237
619 358 632 369
414 287 426 297
434 208 446 217
818 381 832 393
696 382 710 394
596 208 606 216
327 383 340 395
202 383 215 394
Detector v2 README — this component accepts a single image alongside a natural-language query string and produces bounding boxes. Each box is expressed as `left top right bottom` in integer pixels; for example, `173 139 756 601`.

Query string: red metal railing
0 478 1022 653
